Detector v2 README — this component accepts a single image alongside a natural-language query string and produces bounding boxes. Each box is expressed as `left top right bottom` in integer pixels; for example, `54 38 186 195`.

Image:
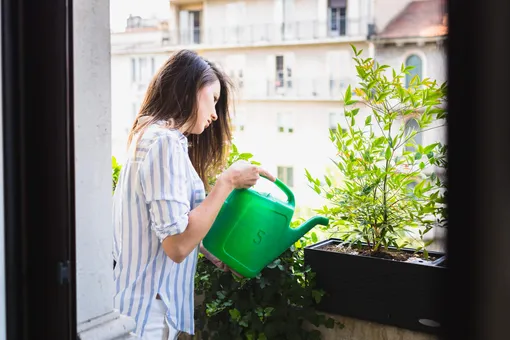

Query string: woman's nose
211 112 218 121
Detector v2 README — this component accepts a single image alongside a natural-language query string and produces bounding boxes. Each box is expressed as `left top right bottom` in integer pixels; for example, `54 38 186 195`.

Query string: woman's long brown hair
127 49 233 190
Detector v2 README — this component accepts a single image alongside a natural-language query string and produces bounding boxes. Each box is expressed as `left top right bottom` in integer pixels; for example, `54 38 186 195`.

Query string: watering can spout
292 216 329 241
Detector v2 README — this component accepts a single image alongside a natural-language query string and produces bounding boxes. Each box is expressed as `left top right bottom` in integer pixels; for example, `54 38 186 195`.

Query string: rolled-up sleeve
139 135 190 242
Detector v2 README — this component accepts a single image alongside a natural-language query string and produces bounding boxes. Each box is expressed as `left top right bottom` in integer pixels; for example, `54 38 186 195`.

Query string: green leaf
385 147 391 160
377 91 390 102
264 307 275 316
229 308 241 321
312 290 323 304
423 143 438 154
415 152 422 160
312 232 318 243
351 44 361 56
239 317 249 327
419 162 425 170
365 115 372 126
324 175 332 187
239 152 253 159
344 85 352 103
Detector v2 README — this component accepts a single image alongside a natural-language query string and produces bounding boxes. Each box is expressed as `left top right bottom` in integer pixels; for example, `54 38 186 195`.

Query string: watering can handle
260 175 295 208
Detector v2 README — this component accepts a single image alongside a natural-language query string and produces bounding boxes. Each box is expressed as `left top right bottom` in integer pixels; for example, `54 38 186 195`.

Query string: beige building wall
110 0 446 218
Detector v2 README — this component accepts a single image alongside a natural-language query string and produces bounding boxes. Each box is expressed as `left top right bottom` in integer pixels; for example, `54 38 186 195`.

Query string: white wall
74 0 115 324
203 44 359 99
373 0 413 33
111 30 167 47
375 42 448 85
202 0 371 43
111 53 171 163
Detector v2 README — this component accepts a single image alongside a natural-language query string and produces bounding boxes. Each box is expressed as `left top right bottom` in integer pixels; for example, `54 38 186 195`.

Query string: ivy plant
194 225 339 340
305 45 448 258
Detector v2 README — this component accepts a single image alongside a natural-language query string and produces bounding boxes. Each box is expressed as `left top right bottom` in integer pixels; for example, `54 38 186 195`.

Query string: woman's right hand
220 160 275 189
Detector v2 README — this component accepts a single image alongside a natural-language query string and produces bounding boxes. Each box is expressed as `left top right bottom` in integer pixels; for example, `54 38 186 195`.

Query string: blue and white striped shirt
113 122 205 337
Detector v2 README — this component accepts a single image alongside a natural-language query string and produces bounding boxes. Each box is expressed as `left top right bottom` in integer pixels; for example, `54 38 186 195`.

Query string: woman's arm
139 135 274 263
161 174 233 263
162 160 275 263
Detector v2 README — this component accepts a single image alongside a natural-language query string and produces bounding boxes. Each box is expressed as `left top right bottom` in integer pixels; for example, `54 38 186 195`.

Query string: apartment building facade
110 0 446 216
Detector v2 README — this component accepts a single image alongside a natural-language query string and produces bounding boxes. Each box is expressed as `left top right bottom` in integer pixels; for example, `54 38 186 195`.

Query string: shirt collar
138 116 189 147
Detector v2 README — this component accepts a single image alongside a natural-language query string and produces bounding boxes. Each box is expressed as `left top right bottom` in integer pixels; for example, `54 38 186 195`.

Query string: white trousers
142 299 181 340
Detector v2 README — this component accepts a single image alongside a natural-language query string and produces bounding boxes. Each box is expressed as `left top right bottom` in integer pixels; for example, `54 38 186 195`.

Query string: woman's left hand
200 244 229 272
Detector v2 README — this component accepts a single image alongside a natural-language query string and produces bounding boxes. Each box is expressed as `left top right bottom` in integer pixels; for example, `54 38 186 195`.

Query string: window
277 166 294 187
277 112 294 133
238 69 244 88
138 57 146 81
151 57 155 75
404 118 422 152
286 64 292 88
132 102 139 121
405 54 423 88
276 55 284 88
275 53 294 94
232 110 246 132
191 11 201 44
329 0 347 36
131 57 151 83
271 54 293 94
131 58 136 82
179 10 202 44
225 2 246 43
225 54 245 90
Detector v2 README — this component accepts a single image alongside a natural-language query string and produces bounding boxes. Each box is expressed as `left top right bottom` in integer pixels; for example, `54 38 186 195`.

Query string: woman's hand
200 244 244 277
220 160 275 189
201 245 229 272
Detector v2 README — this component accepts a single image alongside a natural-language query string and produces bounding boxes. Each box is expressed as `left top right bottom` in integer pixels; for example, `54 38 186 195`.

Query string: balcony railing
168 19 367 46
236 77 357 101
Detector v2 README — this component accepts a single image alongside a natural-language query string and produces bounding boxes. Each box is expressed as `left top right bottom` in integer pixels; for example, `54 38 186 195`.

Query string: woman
113 49 275 339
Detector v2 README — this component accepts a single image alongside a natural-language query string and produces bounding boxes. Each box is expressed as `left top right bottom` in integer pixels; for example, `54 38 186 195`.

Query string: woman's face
189 80 221 135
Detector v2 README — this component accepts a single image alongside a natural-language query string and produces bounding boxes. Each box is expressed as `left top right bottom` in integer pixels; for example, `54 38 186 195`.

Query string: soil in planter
320 243 439 263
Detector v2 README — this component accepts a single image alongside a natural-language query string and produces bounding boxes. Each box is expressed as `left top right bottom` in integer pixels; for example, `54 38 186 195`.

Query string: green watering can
203 176 329 278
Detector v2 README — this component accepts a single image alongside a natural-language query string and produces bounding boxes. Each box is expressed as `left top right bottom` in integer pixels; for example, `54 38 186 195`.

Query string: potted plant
303 45 448 335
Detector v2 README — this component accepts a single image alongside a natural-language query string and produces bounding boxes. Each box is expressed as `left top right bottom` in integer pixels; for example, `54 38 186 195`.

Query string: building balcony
237 77 356 101
168 18 368 48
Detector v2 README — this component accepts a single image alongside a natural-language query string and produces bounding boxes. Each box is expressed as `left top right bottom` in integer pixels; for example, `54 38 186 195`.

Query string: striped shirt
112 122 205 337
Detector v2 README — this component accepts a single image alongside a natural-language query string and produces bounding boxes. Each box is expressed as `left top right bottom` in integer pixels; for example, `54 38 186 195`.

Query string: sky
110 0 170 32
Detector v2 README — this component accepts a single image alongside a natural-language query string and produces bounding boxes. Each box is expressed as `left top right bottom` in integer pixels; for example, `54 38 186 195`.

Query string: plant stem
382 100 393 232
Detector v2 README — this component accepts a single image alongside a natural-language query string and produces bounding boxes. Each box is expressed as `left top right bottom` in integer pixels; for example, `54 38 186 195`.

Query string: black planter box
304 238 446 335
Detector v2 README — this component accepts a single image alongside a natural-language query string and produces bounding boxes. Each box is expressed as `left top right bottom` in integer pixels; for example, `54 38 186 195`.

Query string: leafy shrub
305 45 448 257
